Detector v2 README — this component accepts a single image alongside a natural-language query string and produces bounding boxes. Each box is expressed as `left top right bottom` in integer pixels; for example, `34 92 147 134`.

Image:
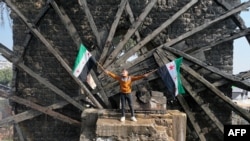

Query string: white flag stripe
73 51 92 77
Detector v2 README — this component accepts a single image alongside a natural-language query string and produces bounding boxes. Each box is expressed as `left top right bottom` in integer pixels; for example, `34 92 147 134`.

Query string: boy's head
121 69 128 77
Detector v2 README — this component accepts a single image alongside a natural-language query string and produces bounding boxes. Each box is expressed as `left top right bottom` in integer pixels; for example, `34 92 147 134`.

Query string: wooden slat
0 96 83 127
125 2 141 43
214 0 250 45
0 43 84 110
104 1 250 73
102 0 157 68
50 0 82 48
185 28 250 54
176 95 206 141
0 90 81 126
155 49 224 133
153 51 207 140
51 0 109 107
163 47 250 123
98 0 127 65
78 0 101 48
163 46 250 90
14 122 25 141
5 0 103 109
114 0 198 65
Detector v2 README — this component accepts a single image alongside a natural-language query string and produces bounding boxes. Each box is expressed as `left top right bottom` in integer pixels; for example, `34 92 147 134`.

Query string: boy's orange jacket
106 71 145 93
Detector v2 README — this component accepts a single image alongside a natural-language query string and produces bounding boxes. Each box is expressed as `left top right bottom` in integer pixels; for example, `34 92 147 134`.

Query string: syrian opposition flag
72 44 96 89
157 57 185 97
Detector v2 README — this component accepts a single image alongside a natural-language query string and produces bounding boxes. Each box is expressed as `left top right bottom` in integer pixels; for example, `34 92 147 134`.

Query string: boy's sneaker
131 116 137 122
120 116 125 122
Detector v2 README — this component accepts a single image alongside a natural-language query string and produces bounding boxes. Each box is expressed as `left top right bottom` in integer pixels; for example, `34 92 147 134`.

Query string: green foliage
0 68 12 86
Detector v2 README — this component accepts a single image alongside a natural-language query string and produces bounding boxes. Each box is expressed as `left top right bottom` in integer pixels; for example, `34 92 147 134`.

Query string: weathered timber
0 44 85 110
176 95 206 141
78 0 101 48
5 0 103 109
102 0 157 68
14 122 25 141
105 1 250 73
0 90 81 126
50 0 109 107
98 0 127 65
125 2 141 43
153 50 206 140
18 1 51 61
50 0 82 48
185 28 250 54
114 0 199 66
215 0 250 45
163 47 250 123
163 46 250 91
0 96 83 127
154 49 224 133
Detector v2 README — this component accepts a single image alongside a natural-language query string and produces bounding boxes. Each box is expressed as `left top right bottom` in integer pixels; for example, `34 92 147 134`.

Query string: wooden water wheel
0 0 250 140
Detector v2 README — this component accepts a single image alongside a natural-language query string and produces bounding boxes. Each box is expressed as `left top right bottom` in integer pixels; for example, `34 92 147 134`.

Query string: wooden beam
0 43 84 110
154 49 224 132
185 28 250 54
0 96 83 127
153 50 206 140
49 0 82 48
214 0 250 45
177 95 206 141
114 0 198 65
50 0 108 107
78 0 101 48
5 0 103 109
0 90 81 126
163 47 250 123
163 46 250 91
102 0 157 68
104 1 250 73
125 2 142 43
98 0 127 65
14 122 25 141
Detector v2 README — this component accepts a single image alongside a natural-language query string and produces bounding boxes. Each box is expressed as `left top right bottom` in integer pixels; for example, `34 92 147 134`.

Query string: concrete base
80 109 186 141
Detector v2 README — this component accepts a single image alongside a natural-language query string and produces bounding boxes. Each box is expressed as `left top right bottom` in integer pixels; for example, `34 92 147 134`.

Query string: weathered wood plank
185 28 250 54
105 1 250 73
0 43 84 110
176 95 206 141
49 0 105 108
78 0 101 48
0 96 83 127
98 0 127 65
102 0 157 68
50 0 82 48
14 122 25 141
114 0 198 65
5 0 103 109
0 90 81 126
163 47 250 123
163 46 250 91
153 50 207 141
215 0 250 45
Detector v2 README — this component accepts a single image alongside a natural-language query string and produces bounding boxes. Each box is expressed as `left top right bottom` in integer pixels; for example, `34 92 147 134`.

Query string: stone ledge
80 109 186 141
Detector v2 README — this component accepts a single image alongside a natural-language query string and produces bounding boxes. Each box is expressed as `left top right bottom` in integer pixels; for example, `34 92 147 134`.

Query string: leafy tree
0 68 12 86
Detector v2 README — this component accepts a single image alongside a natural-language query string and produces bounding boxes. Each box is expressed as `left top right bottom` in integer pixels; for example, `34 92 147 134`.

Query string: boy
103 68 155 122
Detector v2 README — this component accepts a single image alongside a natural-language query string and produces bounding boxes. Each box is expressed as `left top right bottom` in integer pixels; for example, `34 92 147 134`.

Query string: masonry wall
10 0 239 140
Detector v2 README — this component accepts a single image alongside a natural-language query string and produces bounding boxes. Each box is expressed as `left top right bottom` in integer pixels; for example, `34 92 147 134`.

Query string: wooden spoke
98 0 127 65
102 0 157 68
114 0 199 66
5 0 103 109
185 28 250 54
78 0 101 48
0 90 81 126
